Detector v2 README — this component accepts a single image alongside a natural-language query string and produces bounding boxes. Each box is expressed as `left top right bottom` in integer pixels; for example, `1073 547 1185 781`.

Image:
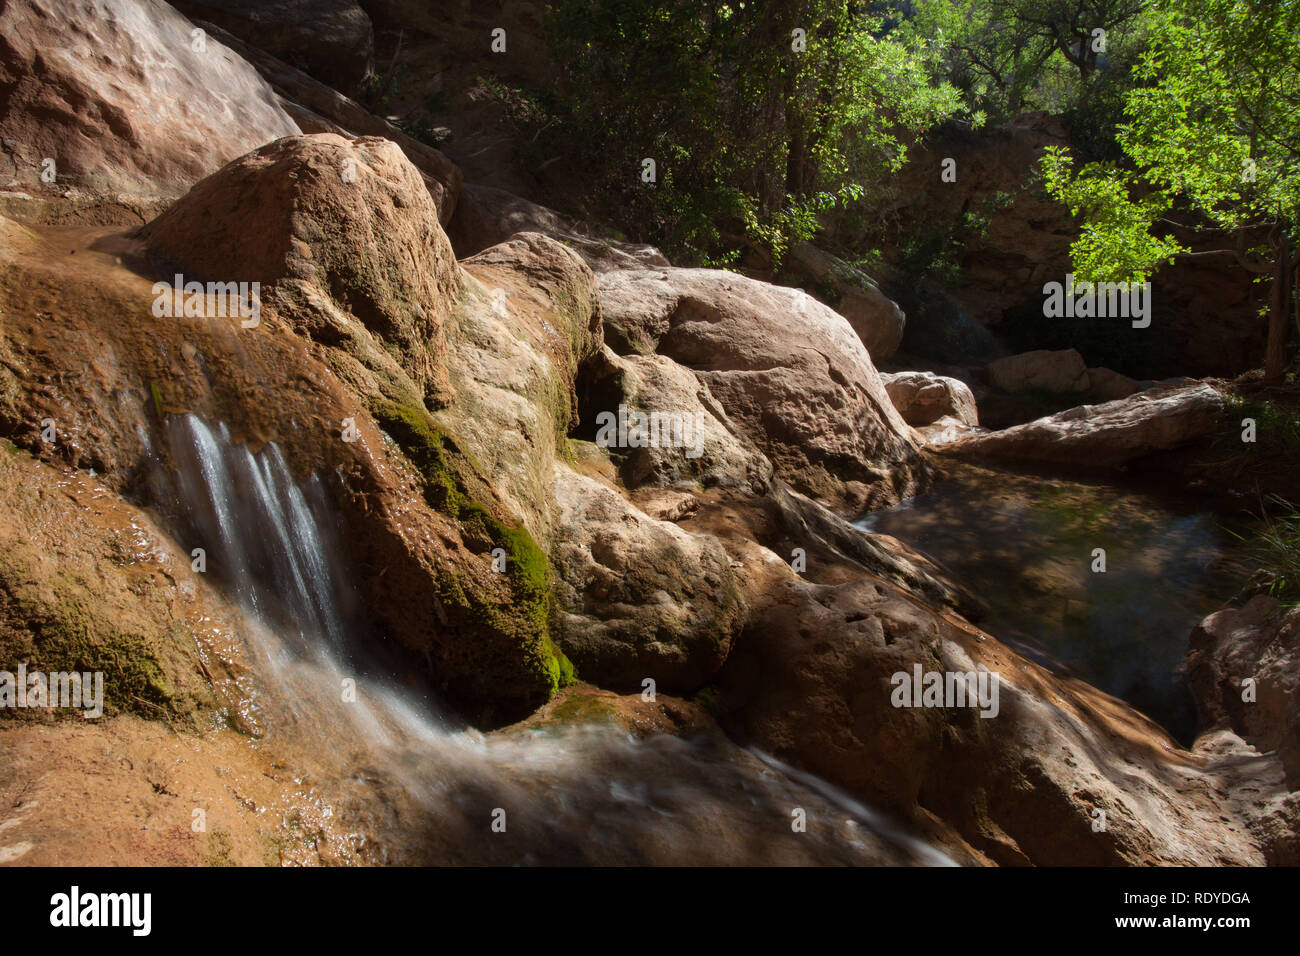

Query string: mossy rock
369 399 576 711
0 552 201 722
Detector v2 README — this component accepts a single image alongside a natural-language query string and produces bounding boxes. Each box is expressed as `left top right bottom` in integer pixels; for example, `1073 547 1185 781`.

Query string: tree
1042 0 1300 381
543 0 961 264
895 0 1147 118
1001 0 1146 83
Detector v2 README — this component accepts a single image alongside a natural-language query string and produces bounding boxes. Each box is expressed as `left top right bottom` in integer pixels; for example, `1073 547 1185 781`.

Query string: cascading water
158 414 954 866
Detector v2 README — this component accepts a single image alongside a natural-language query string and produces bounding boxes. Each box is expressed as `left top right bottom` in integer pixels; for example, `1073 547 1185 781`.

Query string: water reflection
856 462 1254 744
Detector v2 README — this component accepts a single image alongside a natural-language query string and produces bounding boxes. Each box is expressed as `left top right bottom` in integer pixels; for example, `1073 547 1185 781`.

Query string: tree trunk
1264 233 1291 382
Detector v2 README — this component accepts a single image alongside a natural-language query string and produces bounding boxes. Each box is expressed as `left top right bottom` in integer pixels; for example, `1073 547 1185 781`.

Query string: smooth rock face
987 348 1089 393
786 243 906 360
598 267 922 512
882 371 979 427
449 231 604 540
937 383 1223 467
139 133 458 406
1189 596 1300 783
171 0 375 96
0 0 300 198
577 346 774 495
550 469 744 691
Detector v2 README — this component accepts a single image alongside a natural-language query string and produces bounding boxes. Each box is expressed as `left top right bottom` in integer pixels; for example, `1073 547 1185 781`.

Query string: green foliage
1215 393 1300 472
543 0 961 263
892 0 1150 121
360 63 406 115
1242 503 1300 605
1042 0 1300 283
1042 146 1182 281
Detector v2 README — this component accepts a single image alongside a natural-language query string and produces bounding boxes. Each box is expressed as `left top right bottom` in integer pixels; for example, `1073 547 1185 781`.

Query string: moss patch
369 400 575 704
0 555 191 721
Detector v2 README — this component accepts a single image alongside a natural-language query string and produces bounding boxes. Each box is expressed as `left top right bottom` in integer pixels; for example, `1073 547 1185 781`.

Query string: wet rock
987 348 1090 393
937 383 1223 468
0 447 246 723
881 370 979 427
0 0 300 198
598 267 923 513
0 210 567 724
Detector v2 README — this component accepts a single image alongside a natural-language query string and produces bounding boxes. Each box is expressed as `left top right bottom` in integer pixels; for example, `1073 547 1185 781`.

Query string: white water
160 413 955 866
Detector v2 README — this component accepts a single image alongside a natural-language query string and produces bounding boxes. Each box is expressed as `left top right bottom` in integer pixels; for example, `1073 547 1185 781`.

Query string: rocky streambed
856 461 1259 745
0 0 1296 869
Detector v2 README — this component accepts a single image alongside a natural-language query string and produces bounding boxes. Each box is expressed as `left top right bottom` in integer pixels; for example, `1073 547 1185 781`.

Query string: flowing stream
153 414 954 866
855 461 1256 744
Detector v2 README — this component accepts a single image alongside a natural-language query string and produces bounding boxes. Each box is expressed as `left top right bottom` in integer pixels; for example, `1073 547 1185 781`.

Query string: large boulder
549 469 745 691
881 371 978 427
786 242 905 360
937 383 1223 468
598 267 923 513
1189 596 1300 784
575 346 774 496
986 348 1089 393
713 543 1269 865
4 166 586 725
1086 366 1142 402
139 133 458 407
0 0 300 198
171 0 375 97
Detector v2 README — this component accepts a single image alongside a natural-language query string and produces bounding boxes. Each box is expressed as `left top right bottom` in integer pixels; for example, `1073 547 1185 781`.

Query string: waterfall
159 414 955 866
168 415 351 653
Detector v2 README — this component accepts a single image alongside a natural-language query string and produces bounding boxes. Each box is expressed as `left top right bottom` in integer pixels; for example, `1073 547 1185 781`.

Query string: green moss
369 400 463 512
203 830 236 867
149 382 164 420
369 400 576 702
545 691 618 728
553 642 577 688
0 559 183 720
